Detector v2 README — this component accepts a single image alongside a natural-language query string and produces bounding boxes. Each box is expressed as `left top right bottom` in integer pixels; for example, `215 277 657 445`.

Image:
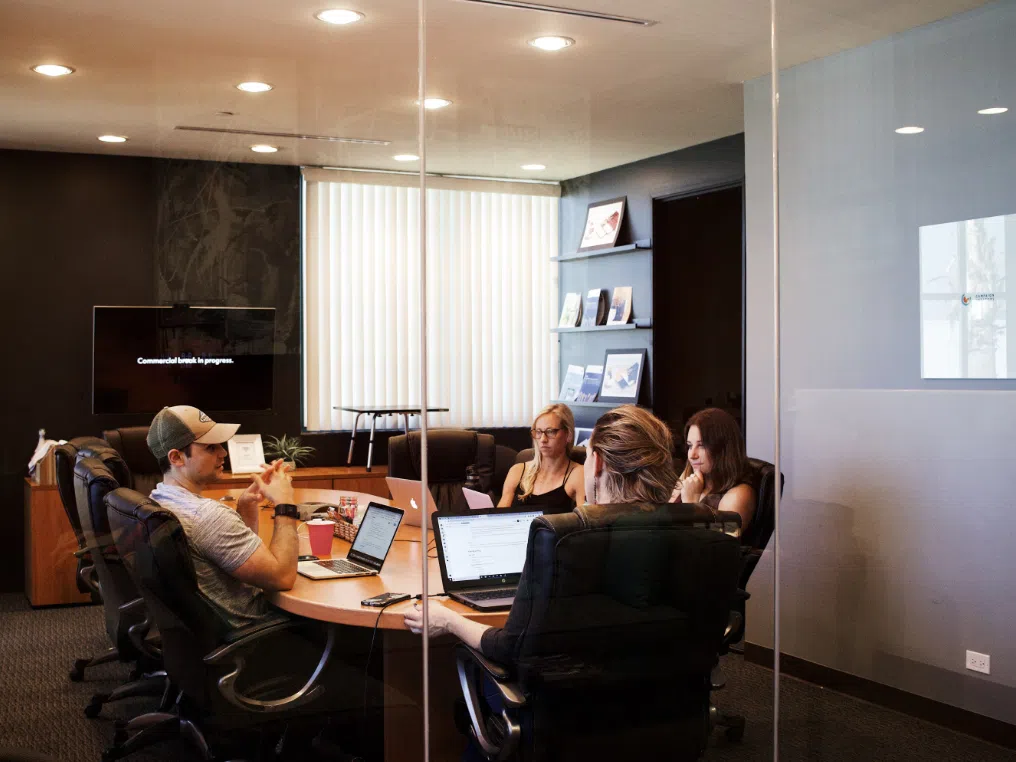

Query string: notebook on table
297 502 404 580
432 508 544 610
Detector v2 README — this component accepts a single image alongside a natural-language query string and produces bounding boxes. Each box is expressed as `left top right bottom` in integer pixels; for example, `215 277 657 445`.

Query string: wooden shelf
552 321 651 334
552 239 651 263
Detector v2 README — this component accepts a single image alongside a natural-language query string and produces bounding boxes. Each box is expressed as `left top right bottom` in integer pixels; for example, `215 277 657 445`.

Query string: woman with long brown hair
497 402 584 513
673 407 755 530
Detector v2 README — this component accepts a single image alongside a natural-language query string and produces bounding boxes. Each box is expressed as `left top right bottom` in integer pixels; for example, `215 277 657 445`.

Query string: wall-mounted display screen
920 214 1012 379
93 306 275 414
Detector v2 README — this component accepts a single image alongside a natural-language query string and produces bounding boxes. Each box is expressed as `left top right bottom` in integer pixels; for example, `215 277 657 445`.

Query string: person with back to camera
497 403 585 513
405 405 676 760
672 407 756 533
146 405 302 629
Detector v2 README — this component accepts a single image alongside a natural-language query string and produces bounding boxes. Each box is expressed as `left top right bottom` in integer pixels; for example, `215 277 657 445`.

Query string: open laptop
298 502 404 580
386 476 438 527
432 508 544 610
462 486 494 510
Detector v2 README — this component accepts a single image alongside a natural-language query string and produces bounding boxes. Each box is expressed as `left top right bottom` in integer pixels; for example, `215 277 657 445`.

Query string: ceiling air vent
457 0 656 26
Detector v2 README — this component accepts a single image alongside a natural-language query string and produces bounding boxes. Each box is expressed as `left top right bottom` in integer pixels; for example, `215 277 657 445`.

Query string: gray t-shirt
150 482 270 629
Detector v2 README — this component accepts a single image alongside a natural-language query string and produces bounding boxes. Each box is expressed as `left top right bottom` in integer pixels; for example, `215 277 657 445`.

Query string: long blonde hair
588 405 676 504
517 403 575 501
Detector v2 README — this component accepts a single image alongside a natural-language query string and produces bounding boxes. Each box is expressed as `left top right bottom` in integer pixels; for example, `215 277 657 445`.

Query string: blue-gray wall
745 1 1016 723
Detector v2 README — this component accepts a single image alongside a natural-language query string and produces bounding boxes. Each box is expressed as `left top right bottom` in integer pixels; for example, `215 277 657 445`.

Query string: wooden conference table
204 486 508 761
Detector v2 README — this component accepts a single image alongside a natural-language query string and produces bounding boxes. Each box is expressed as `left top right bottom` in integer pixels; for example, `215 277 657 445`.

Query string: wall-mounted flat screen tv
93 306 276 415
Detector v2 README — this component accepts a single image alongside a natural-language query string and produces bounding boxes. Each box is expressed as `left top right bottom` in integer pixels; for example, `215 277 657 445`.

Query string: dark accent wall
0 149 528 594
558 134 746 433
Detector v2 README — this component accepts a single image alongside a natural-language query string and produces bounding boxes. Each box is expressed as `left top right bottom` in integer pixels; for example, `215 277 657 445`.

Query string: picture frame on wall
598 349 647 404
577 196 627 252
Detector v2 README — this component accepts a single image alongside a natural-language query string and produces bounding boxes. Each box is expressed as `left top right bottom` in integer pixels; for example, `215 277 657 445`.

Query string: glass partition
768 1 1016 758
418 1 775 760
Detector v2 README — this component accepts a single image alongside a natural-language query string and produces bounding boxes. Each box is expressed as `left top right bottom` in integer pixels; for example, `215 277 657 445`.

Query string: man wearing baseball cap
147 405 300 629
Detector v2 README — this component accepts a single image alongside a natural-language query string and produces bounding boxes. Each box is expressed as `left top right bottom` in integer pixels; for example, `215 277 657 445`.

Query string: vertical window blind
303 173 560 431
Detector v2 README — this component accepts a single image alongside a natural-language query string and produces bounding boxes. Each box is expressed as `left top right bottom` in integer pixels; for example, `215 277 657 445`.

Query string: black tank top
512 462 576 515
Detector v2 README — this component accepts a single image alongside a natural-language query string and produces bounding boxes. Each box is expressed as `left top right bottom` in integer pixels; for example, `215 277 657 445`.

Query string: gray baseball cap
147 405 240 461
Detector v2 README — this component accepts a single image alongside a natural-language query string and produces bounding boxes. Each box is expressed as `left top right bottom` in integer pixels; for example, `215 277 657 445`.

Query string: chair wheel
84 701 102 718
70 660 88 682
724 718 745 743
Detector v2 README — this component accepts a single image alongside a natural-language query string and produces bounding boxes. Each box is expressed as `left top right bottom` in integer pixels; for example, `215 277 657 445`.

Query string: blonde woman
497 403 584 513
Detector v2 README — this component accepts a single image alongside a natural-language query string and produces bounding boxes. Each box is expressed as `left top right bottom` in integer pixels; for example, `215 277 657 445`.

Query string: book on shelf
575 364 604 402
558 364 585 402
581 288 608 327
606 286 633 325
558 292 583 328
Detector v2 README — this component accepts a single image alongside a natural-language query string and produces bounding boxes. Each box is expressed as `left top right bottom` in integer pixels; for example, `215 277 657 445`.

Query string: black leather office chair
54 436 107 597
74 456 168 717
454 502 742 762
388 429 502 512
103 488 343 761
102 425 161 496
514 447 586 466
710 457 784 741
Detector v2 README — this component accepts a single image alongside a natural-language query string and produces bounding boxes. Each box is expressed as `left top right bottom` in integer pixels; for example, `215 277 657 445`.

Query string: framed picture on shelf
577 196 626 252
574 427 594 448
227 434 266 474
598 349 647 404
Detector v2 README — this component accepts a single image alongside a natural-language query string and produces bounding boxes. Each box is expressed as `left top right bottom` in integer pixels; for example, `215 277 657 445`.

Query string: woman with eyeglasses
497 403 585 512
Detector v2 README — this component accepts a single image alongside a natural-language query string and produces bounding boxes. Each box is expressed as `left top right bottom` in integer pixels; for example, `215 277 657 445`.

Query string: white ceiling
0 0 988 180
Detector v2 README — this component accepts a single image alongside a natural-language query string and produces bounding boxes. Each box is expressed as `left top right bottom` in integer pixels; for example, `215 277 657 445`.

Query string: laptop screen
436 511 543 584
348 503 403 569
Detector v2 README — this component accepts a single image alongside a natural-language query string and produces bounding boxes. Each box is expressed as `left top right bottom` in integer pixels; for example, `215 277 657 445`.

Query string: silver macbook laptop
432 508 543 610
386 476 438 527
298 503 404 580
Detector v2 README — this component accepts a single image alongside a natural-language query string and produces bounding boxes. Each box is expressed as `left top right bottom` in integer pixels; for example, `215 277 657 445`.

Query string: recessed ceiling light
528 36 574 51
97 135 128 143
521 163 546 170
32 64 75 77
895 126 924 134
978 107 1008 115
316 9 364 24
418 98 452 110
251 144 279 153
393 154 419 161
237 81 273 93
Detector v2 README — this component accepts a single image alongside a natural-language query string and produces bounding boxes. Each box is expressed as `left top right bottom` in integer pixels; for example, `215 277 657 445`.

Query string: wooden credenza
24 466 389 607
207 466 389 497
24 478 91 607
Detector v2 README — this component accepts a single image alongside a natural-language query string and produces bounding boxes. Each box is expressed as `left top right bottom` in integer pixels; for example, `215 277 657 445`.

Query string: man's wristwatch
273 503 300 520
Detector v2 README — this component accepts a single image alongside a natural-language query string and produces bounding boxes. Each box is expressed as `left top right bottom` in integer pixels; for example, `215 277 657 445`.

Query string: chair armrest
204 619 334 714
76 563 100 595
455 645 524 761
119 598 162 661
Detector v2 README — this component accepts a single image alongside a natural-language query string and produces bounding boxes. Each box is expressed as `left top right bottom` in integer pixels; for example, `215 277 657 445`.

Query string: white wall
745 0 1016 723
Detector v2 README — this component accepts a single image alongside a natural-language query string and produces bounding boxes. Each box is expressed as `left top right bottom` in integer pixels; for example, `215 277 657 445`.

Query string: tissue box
32 449 56 486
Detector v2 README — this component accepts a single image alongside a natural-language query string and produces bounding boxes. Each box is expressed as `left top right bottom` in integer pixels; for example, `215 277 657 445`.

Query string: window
303 170 560 430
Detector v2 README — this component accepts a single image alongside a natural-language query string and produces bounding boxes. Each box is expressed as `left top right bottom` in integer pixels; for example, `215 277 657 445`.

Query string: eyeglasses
531 427 562 439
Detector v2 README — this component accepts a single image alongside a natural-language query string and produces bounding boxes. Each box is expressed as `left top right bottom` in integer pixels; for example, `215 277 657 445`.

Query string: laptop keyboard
318 559 369 575
465 588 515 601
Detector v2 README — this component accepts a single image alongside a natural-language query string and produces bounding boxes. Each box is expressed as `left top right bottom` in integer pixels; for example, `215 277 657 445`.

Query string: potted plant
263 434 316 469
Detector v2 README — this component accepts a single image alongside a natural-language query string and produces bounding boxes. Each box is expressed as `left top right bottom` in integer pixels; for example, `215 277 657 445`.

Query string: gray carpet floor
1 593 1014 762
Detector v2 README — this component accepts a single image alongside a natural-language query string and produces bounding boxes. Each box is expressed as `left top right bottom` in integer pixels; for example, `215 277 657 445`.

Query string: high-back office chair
514 447 586 466
388 429 505 512
103 488 340 761
710 457 784 741
73 457 168 716
54 436 108 596
102 425 161 496
454 503 742 762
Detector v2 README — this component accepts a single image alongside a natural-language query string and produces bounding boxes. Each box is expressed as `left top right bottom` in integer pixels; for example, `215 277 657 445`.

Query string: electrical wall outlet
966 650 991 675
